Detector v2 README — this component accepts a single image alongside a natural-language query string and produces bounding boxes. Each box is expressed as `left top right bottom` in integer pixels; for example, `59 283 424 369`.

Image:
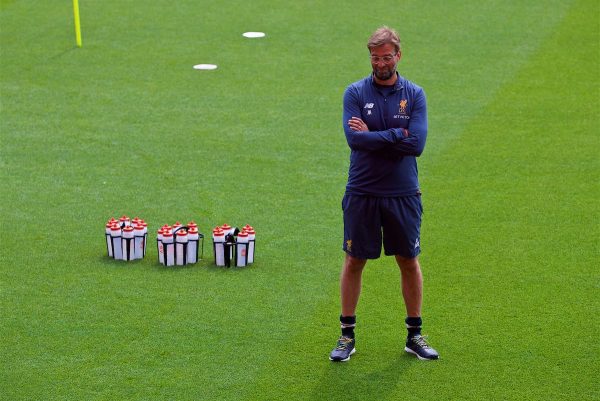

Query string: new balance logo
364 103 374 109
414 238 420 249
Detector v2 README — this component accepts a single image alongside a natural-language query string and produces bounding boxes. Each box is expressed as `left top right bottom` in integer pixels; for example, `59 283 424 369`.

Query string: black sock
340 315 356 338
405 316 422 338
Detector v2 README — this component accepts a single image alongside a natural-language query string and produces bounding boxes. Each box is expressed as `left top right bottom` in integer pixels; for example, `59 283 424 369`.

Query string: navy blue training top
343 73 427 197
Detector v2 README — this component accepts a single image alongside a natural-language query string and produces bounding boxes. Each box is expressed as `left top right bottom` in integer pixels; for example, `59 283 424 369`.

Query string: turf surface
1 0 598 400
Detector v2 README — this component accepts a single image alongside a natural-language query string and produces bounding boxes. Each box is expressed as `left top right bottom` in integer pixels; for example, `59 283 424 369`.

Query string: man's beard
373 65 396 81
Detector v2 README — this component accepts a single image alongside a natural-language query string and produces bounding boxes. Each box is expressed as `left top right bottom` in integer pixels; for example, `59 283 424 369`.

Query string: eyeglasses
370 53 397 63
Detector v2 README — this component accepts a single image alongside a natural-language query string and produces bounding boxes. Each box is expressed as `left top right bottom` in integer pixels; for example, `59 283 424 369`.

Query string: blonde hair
367 26 401 53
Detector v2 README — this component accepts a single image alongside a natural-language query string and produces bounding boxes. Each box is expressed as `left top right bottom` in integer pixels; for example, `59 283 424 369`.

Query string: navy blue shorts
342 194 422 259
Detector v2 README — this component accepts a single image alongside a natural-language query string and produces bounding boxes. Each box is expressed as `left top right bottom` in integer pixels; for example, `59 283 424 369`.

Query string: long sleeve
388 88 427 156
342 74 426 197
343 86 403 151
342 86 427 157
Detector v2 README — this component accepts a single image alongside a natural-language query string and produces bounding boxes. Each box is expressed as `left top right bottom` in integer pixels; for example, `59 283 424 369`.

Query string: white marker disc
193 64 218 70
242 32 266 38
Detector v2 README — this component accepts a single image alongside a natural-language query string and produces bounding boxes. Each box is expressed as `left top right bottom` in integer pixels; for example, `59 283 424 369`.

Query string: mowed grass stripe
410 0 575 159
421 0 599 400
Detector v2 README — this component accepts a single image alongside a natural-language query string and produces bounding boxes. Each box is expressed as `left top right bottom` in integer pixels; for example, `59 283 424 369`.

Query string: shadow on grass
48 46 81 61
96 254 257 274
309 352 417 401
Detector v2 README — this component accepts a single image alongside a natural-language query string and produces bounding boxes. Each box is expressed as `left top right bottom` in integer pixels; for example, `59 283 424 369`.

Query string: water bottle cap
162 231 173 237
188 227 198 233
162 225 172 230
237 231 248 237
177 230 188 236
188 221 197 227
119 215 129 221
157 228 164 234
246 229 255 234
244 224 253 230
221 224 231 229
214 231 224 237
111 225 121 232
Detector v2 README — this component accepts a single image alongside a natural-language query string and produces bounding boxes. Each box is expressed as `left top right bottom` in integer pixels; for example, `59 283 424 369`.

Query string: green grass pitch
1 0 598 400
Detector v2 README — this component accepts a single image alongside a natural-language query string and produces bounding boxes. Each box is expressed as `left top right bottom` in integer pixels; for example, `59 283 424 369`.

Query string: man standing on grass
329 26 439 362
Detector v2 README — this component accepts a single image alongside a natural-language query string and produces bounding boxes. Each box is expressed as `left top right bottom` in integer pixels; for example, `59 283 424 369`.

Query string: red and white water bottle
119 215 130 227
221 224 233 236
246 227 256 264
105 221 114 257
172 222 183 234
162 230 174 266
236 230 249 267
111 224 123 260
175 229 188 266
141 220 148 256
213 229 225 266
187 227 200 264
157 228 165 265
133 224 145 259
122 226 135 261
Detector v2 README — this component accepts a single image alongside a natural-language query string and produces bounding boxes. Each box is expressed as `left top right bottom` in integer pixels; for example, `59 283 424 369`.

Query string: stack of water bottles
156 221 204 266
105 216 148 261
212 224 256 267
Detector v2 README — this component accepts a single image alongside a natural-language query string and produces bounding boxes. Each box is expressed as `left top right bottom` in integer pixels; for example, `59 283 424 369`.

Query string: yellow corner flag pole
73 0 82 47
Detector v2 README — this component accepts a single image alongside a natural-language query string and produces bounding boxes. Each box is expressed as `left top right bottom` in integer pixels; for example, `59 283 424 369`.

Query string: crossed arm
342 87 428 156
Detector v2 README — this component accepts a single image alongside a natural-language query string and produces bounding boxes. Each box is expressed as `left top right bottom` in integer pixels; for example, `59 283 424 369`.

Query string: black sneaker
329 336 356 362
405 335 439 360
